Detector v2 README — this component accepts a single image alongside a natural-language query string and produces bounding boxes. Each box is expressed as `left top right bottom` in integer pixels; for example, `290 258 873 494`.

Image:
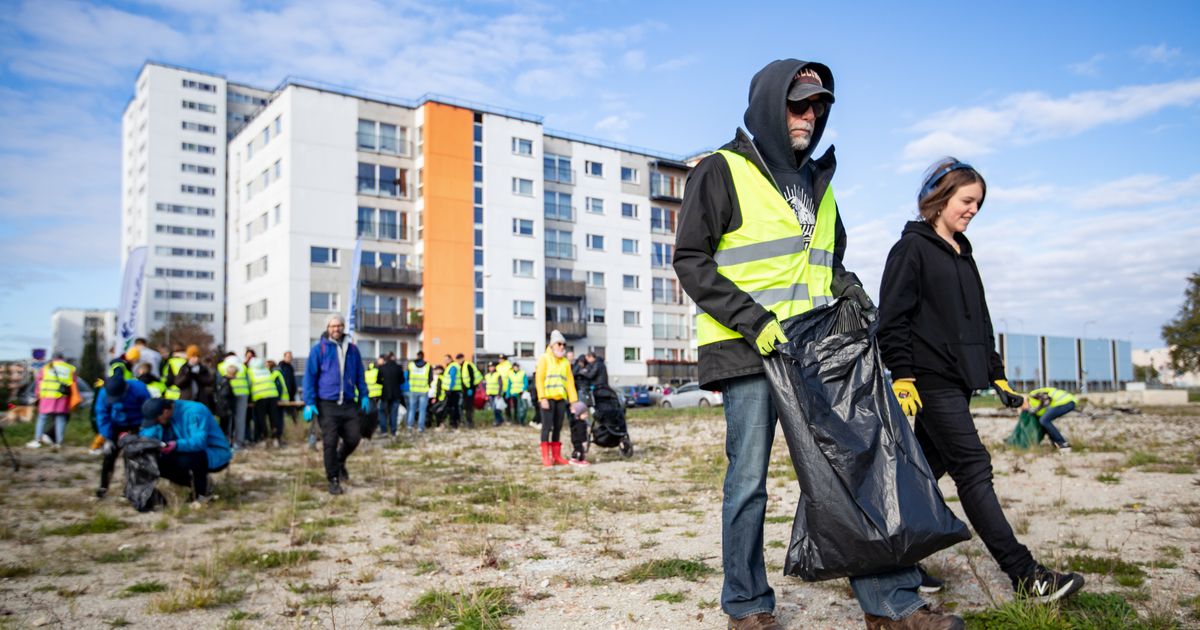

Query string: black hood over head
744 59 834 173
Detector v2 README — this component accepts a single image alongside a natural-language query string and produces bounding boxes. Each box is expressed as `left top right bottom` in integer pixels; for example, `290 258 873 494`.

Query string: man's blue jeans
721 373 925 620
378 399 401 435
1038 402 1073 446
406 392 428 431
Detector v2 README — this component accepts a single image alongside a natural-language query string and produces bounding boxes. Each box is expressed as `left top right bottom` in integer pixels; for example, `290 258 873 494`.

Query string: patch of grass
95 546 150 564
124 580 168 595
149 585 245 613
43 512 128 536
1065 553 1147 588
963 592 1142 629
684 446 726 488
618 558 716 583
105 617 132 628
224 546 318 570
651 591 686 604
1069 507 1118 516
0 563 36 578
764 515 791 524
413 560 438 576
1126 451 1161 467
1095 472 1121 485
406 587 518 629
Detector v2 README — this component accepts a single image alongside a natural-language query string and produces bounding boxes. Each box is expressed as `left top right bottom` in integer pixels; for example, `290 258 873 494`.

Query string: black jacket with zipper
876 220 1006 391
673 59 861 389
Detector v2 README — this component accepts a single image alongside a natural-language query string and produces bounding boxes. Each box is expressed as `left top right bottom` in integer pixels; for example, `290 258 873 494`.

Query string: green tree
1162 271 1200 374
79 329 104 386
148 318 214 356
1133 363 1159 383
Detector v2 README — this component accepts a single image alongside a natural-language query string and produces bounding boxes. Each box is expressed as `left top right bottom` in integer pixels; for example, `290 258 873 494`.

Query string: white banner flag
116 246 147 352
346 238 363 336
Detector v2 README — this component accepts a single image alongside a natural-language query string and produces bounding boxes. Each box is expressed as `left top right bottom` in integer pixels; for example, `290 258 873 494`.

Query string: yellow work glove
753 319 788 356
992 379 1024 408
892 378 922 416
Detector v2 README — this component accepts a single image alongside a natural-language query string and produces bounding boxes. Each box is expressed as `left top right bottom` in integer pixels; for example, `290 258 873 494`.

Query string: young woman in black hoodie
877 157 1084 604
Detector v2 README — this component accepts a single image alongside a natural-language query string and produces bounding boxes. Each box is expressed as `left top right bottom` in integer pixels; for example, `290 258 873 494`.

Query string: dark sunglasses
787 99 826 118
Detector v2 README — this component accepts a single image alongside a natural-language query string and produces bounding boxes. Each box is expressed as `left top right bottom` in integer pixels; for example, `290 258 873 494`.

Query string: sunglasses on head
787 99 826 118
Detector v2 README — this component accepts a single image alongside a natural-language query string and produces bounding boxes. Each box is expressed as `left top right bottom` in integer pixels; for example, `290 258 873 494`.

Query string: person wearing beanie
300 314 369 495
534 330 581 467
93 372 152 499
140 398 231 501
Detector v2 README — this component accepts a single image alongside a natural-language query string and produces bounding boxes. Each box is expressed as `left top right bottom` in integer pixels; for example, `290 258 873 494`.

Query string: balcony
360 266 422 290
357 133 414 157
647 359 698 383
544 242 577 260
544 203 575 222
544 168 575 185
546 279 586 300
548 320 587 339
653 324 690 340
356 177 413 199
356 221 412 241
355 309 423 335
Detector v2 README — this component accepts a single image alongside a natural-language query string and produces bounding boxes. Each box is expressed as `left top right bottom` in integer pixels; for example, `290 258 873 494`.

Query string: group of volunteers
674 59 1085 630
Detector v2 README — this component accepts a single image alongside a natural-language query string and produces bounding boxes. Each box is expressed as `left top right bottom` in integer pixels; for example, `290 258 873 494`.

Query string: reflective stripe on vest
162 357 186 400
695 150 837 346
39 362 75 399
248 366 278 401
508 371 526 395
219 359 250 396
484 372 503 396
408 362 431 393
365 366 383 398
542 357 569 400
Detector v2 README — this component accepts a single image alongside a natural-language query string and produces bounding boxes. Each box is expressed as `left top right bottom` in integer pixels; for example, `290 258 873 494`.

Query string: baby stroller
587 384 633 458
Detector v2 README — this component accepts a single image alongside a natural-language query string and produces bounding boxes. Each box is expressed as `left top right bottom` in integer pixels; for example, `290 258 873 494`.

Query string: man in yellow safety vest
406 351 432 432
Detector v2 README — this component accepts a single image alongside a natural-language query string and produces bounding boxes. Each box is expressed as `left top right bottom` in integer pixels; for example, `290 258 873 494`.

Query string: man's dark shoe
1013 565 1084 603
864 606 964 630
94 487 107 500
918 564 945 593
339 463 349 481
328 479 343 495
728 612 783 630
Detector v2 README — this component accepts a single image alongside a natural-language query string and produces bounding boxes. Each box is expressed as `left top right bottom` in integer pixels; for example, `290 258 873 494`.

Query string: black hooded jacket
674 59 861 389
876 221 1006 391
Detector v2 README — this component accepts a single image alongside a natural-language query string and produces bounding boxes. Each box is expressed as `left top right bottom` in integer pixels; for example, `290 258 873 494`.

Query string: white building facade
50 308 116 364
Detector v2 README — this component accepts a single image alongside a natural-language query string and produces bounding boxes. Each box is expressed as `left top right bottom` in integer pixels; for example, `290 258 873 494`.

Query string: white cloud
623 49 646 72
988 184 1059 204
654 55 698 72
901 78 1200 170
1133 43 1182 65
1071 173 1200 209
1067 53 1105 77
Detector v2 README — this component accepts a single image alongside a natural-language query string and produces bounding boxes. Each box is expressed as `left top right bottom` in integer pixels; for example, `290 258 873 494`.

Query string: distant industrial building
999 333 1132 393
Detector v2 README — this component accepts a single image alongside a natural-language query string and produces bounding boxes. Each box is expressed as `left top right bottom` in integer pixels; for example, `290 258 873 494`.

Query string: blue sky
0 0 1197 359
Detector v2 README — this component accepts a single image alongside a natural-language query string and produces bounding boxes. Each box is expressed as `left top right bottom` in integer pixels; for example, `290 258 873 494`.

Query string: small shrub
1095 473 1120 485
618 558 715 583
96 546 150 564
1066 553 1147 588
0 564 36 578
406 587 518 628
124 580 168 595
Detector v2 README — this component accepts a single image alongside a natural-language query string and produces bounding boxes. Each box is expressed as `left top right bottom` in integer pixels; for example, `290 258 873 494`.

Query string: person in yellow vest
482 362 507 426
246 357 284 446
28 352 77 449
1022 387 1077 452
406 351 432 432
107 346 139 380
673 60 949 630
364 357 384 439
428 364 448 429
160 345 188 401
494 354 514 421
137 362 165 397
535 331 579 467
457 353 482 429
218 352 250 449
506 362 528 425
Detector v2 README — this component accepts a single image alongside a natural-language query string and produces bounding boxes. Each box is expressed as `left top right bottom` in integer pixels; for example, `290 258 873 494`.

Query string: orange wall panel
421 102 474 358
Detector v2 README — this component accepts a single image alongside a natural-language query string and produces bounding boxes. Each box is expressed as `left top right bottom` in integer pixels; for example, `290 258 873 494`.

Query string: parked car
660 382 723 408
621 385 653 408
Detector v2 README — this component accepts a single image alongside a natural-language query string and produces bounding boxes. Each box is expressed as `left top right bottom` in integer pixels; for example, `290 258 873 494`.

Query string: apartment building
50 308 117 363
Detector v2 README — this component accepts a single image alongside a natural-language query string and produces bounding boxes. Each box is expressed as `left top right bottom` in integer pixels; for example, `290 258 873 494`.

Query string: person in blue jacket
301 314 370 495
140 398 231 501
94 373 153 499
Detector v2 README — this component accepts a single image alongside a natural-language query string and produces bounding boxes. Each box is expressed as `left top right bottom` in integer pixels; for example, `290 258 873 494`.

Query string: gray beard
790 136 811 151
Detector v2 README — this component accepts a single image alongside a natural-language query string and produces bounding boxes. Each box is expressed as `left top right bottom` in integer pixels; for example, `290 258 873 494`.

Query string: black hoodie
876 221 1006 391
674 59 861 389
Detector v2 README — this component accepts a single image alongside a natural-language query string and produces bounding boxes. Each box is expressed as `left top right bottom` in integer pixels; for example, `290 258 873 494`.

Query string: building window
310 246 339 266
155 267 214 280
513 342 535 358
621 202 638 218
181 100 217 113
621 166 639 183
181 121 216 134
622 238 639 255
512 177 533 196
182 78 217 93
512 218 534 236
651 206 677 233
624 346 641 361
513 300 535 318
513 259 535 277
544 191 572 221
153 289 215 301
586 234 605 251
585 197 604 215
545 228 574 260
155 203 213 216
653 277 681 304
245 255 269 281
623 274 640 290
586 271 605 288
651 171 686 199
512 137 533 156
155 224 214 237
262 126 270 145
155 246 215 258
274 116 282 135
310 292 339 312
585 160 603 177
544 153 572 184
180 163 215 175
379 209 399 240
180 184 215 196
274 203 282 225
357 207 376 238
181 142 216 154
273 159 281 180
623 310 641 326
243 299 267 323
651 242 673 268
587 308 606 324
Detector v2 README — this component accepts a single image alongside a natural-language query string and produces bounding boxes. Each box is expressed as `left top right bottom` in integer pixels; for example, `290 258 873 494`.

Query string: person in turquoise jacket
140 398 231 500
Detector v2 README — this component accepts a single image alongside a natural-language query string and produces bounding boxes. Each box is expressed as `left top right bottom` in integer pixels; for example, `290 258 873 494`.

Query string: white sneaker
25 440 41 449
39 434 53 446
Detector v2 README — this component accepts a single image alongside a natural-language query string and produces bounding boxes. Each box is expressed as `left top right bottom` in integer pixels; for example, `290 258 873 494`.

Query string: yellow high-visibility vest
508 370 526 395
484 372 504 396
365 365 383 398
219 358 250 396
408 362 431 393
162 356 187 400
541 357 570 400
248 366 279 402
39 361 75 400
696 150 838 345
1028 387 1077 416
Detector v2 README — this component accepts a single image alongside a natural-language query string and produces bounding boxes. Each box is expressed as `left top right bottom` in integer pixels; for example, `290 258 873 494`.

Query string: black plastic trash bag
120 434 167 512
763 299 969 581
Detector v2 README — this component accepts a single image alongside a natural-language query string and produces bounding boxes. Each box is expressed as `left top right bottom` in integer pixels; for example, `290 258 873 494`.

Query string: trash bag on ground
763 298 970 581
1005 411 1045 448
120 434 167 512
